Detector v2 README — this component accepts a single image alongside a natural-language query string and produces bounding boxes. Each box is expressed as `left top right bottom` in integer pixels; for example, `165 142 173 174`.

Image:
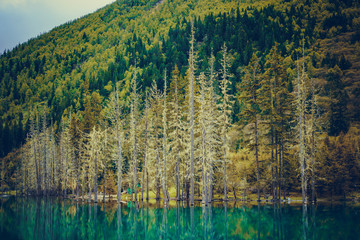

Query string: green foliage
0 0 360 199
317 130 360 197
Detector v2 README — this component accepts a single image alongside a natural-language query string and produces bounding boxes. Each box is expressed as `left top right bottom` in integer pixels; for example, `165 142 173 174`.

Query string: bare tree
162 70 169 204
188 20 196 205
169 66 182 201
142 90 150 201
130 64 139 202
114 83 124 204
297 53 307 204
30 110 41 196
220 43 233 202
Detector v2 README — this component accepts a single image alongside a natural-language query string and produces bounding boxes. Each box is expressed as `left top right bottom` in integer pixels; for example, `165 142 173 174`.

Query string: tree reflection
0 198 355 240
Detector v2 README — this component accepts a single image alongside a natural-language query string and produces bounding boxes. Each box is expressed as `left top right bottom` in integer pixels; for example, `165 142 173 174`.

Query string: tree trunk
224 146 227 201
162 71 168 205
298 58 307 205
311 130 315 203
116 85 123 204
132 67 138 203
103 163 106 203
255 115 260 202
33 135 40 196
142 102 148 201
189 21 195 206
146 171 149 201
271 135 275 202
275 134 280 201
233 187 237 200
311 79 316 204
176 150 180 201
43 119 47 197
88 173 91 202
82 177 84 202
208 171 213 203
94 130 98 203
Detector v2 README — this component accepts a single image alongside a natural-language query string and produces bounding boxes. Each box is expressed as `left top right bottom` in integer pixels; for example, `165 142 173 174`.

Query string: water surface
0 197 359 239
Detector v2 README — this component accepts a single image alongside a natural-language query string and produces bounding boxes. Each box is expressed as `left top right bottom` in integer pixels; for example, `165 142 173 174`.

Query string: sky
0 0 115 53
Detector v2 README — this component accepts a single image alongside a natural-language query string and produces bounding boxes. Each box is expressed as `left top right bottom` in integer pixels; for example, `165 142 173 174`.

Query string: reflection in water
0 197 360 239
257 203 260 240
303 204 308 240
117 204 122 240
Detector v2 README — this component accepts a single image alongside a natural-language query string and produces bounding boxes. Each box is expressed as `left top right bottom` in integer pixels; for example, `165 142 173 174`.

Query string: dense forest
0 0 359 203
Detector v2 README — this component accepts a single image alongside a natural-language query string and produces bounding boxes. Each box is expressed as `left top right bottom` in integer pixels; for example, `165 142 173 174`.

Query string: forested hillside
1 0 359 202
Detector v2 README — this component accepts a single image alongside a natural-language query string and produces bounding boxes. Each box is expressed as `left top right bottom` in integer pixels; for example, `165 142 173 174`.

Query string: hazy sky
0 0 115 53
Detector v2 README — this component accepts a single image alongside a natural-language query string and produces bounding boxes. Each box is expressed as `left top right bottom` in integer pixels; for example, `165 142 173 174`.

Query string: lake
0 197 359 239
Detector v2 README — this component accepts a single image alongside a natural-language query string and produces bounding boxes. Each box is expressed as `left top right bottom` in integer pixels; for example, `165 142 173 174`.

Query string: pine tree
188 20 196 206
69 113 81 200
162 70 169 204
142 90 150 201
149 78 163 200
199 72 209 205
60 112 71 198
29 109 41 196
206 52 220 203
310 76 318 203
297 53 307 204
130 64 139 202
238 53 261 201
114 83 124 204
101 128 109 202
262 43 290 201
89 126 99 203
41 108 49 196
220 43 233 202
168 65 183 201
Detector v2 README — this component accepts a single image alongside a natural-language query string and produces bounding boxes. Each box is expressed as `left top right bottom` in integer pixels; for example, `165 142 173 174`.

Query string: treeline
10 21 360 204
1 0 359 201
17 26 234 204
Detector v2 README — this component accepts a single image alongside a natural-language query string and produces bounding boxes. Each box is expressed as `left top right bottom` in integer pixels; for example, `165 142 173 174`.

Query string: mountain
0 0 359 199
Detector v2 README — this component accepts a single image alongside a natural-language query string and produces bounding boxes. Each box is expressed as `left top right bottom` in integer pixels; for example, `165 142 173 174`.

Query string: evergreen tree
188 21 196 205
219 43 233 202
168 65 183 201
130 64 139 202
162 70 169 204
149 78 163 200
238 53 261 201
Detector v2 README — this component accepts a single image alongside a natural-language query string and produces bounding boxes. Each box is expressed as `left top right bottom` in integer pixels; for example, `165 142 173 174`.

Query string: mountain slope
0 0 359 158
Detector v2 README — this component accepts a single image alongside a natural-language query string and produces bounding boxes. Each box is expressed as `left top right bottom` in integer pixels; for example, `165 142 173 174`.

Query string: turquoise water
0 197 359 239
